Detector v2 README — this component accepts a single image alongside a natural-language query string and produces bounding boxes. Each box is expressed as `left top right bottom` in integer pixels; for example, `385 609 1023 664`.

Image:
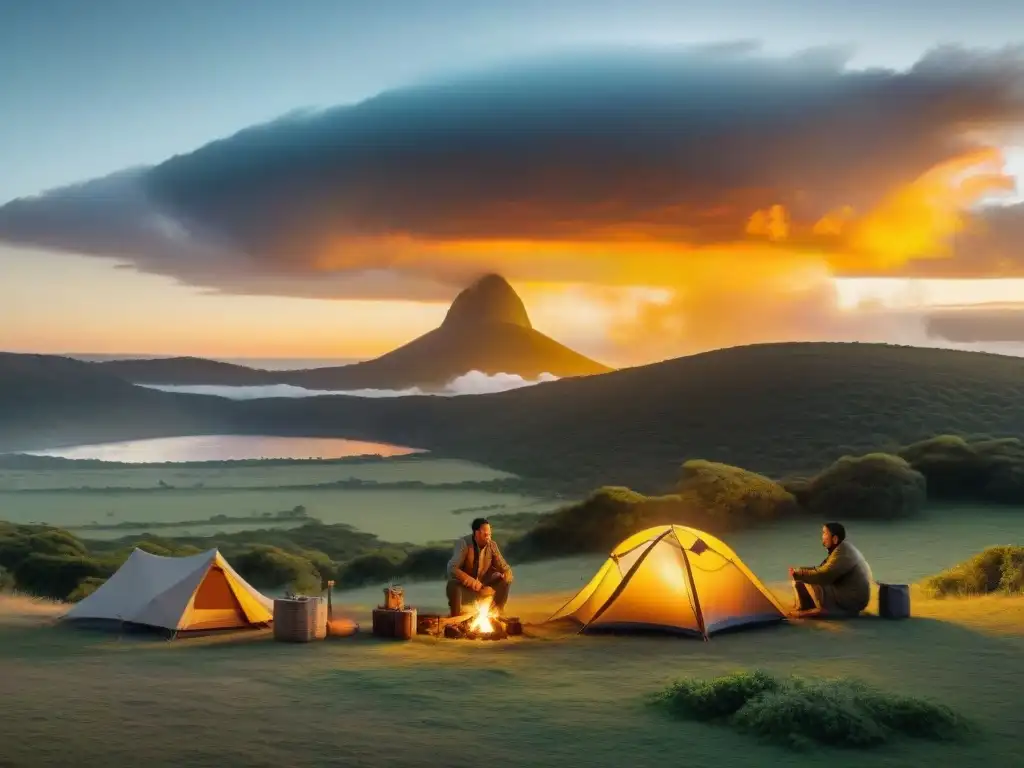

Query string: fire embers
444 596 522 640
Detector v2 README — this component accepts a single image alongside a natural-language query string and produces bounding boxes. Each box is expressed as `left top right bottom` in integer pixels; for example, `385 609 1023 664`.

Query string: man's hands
788 567 796 580
468 578 496 597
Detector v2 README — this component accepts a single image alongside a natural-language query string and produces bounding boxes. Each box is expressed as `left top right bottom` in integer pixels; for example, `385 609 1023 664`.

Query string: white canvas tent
63 548 274 634
548 525 786 638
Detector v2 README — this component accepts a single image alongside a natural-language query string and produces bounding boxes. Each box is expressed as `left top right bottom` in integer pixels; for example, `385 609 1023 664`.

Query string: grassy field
0 456 512 490
1 505 1022 766
2 583 1022 766
0 487 557 542
0 458 553 544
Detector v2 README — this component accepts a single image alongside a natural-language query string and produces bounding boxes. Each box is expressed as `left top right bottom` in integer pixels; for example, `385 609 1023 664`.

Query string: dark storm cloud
1 44 1024 299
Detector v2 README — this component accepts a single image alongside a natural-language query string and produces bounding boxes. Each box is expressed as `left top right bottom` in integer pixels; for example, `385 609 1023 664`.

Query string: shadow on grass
3 608 1020 683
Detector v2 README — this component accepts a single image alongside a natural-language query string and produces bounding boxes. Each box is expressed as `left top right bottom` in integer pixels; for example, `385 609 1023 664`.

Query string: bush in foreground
803 453 927 519
652 670 972 751
922 545 1024 597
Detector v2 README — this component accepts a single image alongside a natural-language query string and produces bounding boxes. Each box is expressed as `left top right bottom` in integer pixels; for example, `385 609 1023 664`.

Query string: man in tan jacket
789 522 873 618
446 518 514 617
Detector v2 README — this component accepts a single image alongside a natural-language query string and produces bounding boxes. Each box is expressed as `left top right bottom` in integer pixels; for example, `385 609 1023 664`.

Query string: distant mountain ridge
3 342 1024 493
92 274 611 389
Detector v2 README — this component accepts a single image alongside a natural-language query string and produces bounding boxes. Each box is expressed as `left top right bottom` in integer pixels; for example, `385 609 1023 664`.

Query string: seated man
788 522 872 618
446 517 514 618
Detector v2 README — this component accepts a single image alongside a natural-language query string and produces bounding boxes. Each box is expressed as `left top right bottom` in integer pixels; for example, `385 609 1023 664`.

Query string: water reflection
24 435 424 463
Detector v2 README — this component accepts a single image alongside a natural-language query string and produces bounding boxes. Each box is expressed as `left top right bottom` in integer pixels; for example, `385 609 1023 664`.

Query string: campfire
471 596 496 632
440 597 521 641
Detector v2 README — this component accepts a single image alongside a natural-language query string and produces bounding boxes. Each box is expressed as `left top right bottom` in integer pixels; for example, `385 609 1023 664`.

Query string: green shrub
13 554 116 600
231 546 322 594
0 530 35 571
733 680 888 749
338 552 404 587
0 525 90 575
780 475 813 507
805 453 927 519
677 460 798 523
653 670 780 720
899 435 1024 504
983 461 1024 504
505 473 797 561
506 487 665 559
67 576 106 602
131 539 204 558
922 546 1024 597
0 565 13 592
24 530 89 558
397 546 451 580
653 670 972 751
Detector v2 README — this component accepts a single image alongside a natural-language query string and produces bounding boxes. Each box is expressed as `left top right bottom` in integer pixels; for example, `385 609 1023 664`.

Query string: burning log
438 597 520 640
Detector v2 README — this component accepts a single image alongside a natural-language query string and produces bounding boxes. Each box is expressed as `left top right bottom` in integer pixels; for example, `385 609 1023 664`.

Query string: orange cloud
746 204 790 241
4 43 1024 306
2 44 1024 362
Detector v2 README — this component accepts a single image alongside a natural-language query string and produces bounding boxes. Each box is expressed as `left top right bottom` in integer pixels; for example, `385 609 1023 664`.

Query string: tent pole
583 529 674 631
677 532 708 641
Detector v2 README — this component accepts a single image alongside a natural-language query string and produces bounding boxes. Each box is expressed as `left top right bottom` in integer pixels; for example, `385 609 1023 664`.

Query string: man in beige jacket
789 522 873 618
446 518 514 617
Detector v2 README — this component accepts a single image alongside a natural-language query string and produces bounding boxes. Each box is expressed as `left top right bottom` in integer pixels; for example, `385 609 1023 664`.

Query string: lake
20 435 424 463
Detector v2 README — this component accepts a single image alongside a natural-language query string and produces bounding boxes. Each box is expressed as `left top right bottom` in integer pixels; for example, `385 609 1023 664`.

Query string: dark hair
471 517 490 532
824 522 846 543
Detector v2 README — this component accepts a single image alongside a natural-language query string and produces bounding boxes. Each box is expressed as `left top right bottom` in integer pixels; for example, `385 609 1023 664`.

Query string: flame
469 596 496 634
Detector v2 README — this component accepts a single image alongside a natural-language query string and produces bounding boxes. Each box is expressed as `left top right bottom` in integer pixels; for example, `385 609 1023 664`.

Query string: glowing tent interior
62 548 274 634
547 525 786 638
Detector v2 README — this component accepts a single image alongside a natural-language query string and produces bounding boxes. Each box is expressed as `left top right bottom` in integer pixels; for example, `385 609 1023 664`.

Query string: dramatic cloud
4 44 1024 299
4 43 1024 362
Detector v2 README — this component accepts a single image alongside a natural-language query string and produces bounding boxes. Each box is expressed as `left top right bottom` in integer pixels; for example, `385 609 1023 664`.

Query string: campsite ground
1 586 1022 768
2 454 1023 766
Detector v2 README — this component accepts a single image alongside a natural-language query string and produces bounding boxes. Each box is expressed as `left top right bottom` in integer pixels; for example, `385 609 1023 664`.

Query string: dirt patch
0 594 65 627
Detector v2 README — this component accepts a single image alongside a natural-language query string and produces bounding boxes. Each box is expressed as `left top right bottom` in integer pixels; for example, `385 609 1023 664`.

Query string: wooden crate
372 608 417 640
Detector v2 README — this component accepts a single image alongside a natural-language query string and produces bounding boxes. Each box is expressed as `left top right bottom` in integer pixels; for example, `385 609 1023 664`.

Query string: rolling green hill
230 342 1024 491
0 352 232 452
3 342 1024 492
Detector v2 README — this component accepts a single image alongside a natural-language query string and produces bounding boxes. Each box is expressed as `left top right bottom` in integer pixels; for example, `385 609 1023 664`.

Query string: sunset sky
3 0 1024 367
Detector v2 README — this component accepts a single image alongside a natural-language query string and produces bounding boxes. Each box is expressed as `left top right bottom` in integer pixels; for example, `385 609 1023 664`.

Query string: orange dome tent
547 525 786 638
